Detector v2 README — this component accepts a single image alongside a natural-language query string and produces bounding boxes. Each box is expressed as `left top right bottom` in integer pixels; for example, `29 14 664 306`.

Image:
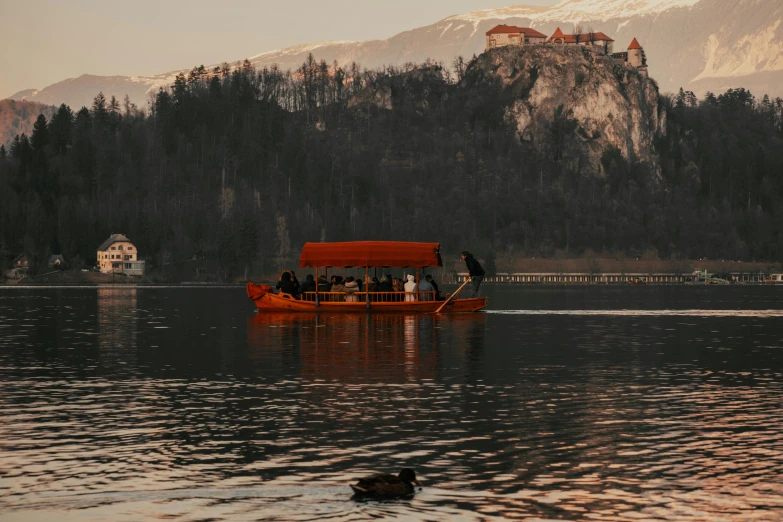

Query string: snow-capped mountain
7 0 783 112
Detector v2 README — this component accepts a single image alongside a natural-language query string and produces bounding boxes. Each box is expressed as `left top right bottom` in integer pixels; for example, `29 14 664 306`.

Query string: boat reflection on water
248 312 487 383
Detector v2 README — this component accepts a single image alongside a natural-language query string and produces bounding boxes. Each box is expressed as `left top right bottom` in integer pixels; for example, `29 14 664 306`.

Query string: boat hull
247 283 487 313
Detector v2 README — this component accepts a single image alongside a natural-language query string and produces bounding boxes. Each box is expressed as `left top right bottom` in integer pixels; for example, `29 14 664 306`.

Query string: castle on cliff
485 25 648 77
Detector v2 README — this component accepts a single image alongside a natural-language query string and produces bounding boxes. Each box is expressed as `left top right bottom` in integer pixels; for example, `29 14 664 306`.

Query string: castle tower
627 38 644 67
627 38 648 77
550 27 566 45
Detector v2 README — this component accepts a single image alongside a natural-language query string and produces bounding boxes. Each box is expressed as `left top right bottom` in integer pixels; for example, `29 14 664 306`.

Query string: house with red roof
547 27 615 54
485 25 548 51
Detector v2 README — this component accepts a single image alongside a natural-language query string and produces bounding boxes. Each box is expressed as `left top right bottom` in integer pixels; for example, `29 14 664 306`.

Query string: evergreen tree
49 104 74 155
30 114 49 153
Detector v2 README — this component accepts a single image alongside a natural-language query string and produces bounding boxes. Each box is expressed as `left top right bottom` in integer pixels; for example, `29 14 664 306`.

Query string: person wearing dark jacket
425 274 443 300
317 276 331 294
298 274 316 298
378 275 394 293
461 251 485 298
276 271 297 295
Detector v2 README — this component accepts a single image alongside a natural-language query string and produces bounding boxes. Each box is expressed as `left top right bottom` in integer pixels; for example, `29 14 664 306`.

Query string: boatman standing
461 251 485 298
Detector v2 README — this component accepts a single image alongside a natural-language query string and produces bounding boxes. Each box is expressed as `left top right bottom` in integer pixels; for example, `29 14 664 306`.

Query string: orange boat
247 241 488 313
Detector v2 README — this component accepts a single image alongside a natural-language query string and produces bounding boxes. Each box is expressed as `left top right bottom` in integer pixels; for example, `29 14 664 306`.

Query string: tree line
1 55 782 279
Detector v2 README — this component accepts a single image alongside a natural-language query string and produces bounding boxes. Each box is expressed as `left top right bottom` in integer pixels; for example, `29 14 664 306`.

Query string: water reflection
1 287 782 521
98 287 138 367
247 313 488 383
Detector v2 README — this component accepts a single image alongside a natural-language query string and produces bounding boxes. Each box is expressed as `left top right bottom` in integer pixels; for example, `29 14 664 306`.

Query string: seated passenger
418 277 434 301
317 275 331 293
378 276 393 292
344 276 360 302
392 277 404 301
276 271 297 295
368 277 380 292
298 274 316 299
425 274 442 300
403 274 417 302
331 276 346 302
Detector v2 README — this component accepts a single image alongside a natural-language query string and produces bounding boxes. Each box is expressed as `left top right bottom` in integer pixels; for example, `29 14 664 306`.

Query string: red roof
299 241 443 268
549 30 615 43
486 25 547 38
551 27 566 39
628 38 643 50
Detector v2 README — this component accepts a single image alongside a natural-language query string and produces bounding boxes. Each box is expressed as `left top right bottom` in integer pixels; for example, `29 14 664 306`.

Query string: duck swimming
350 468 421 499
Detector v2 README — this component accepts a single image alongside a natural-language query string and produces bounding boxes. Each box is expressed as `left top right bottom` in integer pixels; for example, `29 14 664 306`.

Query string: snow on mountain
3 0 783 113
534 0 702 23
450 0 702 25
446 5 549 22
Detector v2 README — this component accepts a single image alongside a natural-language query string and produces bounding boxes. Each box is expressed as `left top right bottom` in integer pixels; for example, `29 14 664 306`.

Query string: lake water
1 285 782 521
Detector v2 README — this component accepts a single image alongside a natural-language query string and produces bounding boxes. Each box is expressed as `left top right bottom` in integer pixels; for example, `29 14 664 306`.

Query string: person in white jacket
404 274 417 302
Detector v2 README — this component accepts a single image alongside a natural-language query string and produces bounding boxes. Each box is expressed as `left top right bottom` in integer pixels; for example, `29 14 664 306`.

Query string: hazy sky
0 0 562 99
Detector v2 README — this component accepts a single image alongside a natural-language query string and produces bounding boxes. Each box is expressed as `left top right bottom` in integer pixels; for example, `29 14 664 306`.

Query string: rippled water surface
1 285 782 521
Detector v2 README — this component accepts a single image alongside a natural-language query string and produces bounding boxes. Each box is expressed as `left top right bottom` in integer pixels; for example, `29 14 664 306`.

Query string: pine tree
7 135 18 158
30 114 49 153
0 145 5 160
92 92 107 114
50 104 74 155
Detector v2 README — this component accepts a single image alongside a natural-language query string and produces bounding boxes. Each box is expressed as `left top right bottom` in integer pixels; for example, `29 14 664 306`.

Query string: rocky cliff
464 45 665 176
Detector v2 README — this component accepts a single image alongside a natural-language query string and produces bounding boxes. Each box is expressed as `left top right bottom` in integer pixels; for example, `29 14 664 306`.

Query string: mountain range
6 0 783 112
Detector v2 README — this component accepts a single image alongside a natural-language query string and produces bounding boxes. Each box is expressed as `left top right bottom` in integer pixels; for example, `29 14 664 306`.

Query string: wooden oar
434 277 472 314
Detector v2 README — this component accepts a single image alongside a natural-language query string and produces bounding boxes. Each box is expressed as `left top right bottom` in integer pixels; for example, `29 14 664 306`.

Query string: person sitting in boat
404 274 417 302
377 276 393 301
418 276 435 301
368 277 380 292
331 276 346 302
298 274 316 300
392 278 404 301
276 271 297 296
425 274 443 300
317 275 331 294
344 277 360 302
289 271 300 295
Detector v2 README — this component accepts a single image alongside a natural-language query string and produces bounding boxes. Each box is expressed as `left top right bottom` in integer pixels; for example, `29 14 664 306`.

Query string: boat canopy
299 241 442 268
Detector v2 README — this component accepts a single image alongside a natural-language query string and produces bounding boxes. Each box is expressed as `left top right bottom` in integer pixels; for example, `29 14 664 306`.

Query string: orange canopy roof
628 38 642 50
299 241 442 268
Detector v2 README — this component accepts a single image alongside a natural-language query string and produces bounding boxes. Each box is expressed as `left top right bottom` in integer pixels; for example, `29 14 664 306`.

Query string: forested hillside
1 53 782 279
0 100 56 149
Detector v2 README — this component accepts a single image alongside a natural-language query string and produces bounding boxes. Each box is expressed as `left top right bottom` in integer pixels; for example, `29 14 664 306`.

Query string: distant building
48 255 65 268
486 25 548 50
12 254 31 269
547 27 615 54
5 254 31 280
97 234 145 277
612 38 648 77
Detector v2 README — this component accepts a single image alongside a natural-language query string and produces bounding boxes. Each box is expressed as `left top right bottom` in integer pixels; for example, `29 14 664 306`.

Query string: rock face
465 45 665 175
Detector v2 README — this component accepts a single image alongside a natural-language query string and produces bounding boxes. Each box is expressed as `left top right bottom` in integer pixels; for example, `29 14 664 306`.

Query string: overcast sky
0 0 561 99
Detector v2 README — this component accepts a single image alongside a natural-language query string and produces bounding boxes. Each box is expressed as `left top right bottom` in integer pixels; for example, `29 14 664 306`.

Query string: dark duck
350 468 421 499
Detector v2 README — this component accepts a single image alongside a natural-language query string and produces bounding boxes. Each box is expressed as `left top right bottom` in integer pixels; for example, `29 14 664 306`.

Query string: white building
97 234 145 276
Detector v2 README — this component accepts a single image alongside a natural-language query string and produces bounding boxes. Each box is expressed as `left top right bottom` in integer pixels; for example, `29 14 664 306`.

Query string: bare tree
587 26 597 50
573 24 583 45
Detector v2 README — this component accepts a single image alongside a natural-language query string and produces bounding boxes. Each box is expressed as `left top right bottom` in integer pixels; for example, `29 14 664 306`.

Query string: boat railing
297 291 440 303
